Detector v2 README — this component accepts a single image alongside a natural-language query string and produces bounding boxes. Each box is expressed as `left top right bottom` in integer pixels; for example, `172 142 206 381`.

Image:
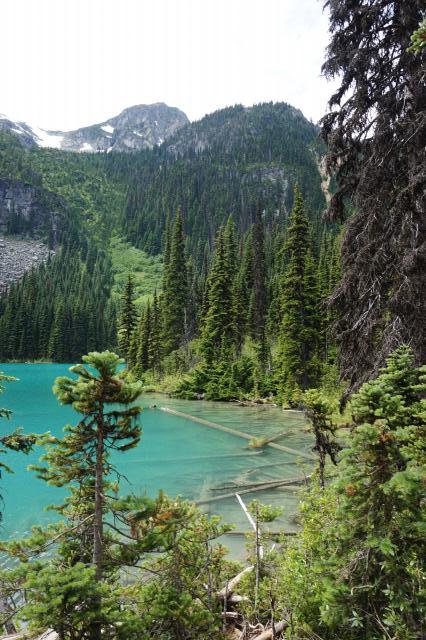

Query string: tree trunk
89 409 105 640
252 620 287 640
93 410 104 581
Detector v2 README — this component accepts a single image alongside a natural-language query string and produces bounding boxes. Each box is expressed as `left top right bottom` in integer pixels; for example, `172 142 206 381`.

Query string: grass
110 236 163 306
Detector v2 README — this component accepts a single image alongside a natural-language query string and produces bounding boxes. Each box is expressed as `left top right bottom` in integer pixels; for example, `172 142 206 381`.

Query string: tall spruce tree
200 227 236 366
136 301 152 374
148 290 162 375
161 210 188 354
118 274 137 361
277 186 320 398
249 205 267 342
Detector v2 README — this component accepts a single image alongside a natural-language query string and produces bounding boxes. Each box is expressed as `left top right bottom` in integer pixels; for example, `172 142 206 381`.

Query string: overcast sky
1 0 336 131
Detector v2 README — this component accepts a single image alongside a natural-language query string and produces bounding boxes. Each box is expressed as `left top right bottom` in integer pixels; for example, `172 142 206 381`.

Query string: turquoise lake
0 364 313 553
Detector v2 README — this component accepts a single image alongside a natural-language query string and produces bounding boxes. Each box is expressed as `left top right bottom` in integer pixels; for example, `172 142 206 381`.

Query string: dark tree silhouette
321 0 425 397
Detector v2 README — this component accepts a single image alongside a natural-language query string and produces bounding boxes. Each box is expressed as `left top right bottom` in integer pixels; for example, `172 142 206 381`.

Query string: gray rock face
0 179 62 242
0 103 189 153
0 236 53 292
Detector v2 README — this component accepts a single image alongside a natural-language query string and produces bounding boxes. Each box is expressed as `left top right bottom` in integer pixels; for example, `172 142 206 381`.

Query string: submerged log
214 475 310 492
160 407 315 460
224 530 297 537
197 479 302 505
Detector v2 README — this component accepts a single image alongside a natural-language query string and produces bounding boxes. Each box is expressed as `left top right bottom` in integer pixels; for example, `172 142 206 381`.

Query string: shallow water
0 364 313 553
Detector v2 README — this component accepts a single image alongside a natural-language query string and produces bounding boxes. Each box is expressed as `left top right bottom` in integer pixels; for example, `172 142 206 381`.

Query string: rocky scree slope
0 236 53 291
0 103 189 153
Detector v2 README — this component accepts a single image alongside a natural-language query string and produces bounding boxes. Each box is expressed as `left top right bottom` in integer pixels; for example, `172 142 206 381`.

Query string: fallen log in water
196 479 303 505
224 530 297 537
160 407 316 460
213 475 310 492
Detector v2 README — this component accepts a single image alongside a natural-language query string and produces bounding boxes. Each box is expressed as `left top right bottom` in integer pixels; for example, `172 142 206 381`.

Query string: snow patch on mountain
80 142 94 152
30 125 64 149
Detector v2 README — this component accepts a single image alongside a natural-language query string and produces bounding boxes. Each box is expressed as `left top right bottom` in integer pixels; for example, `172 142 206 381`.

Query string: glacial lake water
0 364 314 555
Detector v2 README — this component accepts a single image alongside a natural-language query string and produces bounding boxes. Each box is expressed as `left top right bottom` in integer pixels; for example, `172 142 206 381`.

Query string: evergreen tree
136 301 152 373
31 352 144 639
245 348 425 639
48 301 66 362
199 227 236 366
320 347 425 638
233 267 248 354
321 0 425 394
148 290 162 375
161 210 188 354
162 210 188 354
276 186 320 398
118 274 137 361
250 205 267 342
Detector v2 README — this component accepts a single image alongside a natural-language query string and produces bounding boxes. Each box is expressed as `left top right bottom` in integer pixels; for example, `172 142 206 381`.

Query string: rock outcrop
0 179 63 242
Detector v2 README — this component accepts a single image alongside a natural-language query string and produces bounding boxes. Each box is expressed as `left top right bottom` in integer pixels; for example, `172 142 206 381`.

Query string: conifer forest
0 2 424 639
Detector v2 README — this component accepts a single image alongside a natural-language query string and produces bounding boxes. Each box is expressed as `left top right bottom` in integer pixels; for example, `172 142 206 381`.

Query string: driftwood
227 594 250 604
222 611 241 620
217 566 254 598
251 620 288 639
1 632 58 640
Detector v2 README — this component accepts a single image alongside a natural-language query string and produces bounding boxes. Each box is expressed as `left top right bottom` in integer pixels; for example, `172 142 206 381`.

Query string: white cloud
1 0 337 130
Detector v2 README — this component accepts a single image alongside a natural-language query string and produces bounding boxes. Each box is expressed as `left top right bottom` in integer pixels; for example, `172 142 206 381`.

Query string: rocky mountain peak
0 103 189 153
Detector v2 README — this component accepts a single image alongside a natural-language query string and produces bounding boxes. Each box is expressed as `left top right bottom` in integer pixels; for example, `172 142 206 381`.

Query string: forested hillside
0 101 331 373
121 102 326 259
